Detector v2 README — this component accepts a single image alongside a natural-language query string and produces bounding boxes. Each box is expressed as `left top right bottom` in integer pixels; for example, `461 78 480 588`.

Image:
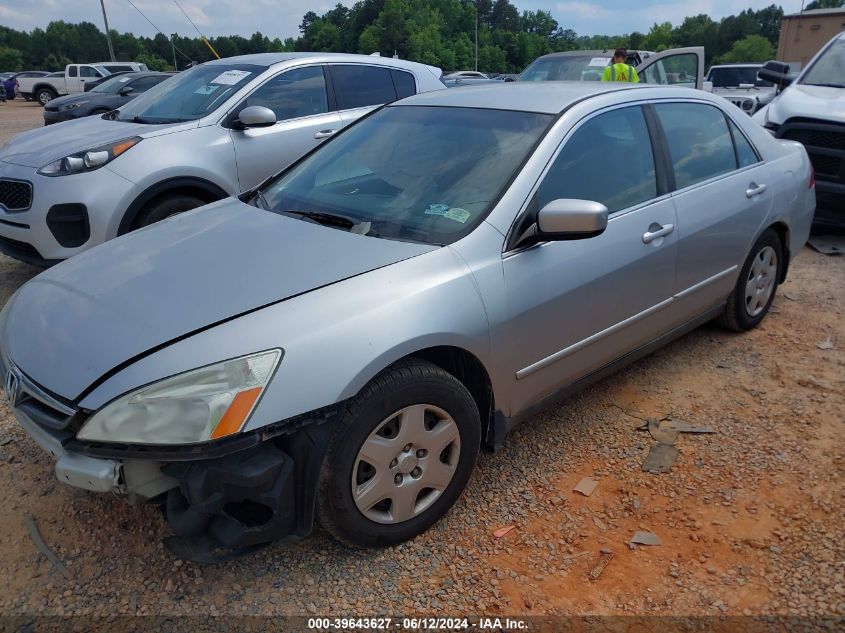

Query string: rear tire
133 194 206 229
317 359 481 548
717 229 782 332
36 88 56 106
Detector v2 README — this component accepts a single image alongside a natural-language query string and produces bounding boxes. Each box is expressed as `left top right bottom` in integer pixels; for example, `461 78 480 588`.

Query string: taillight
809 165 815 189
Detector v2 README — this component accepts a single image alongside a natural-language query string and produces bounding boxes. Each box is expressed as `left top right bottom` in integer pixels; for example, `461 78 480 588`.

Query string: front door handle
314 129 337 139
746 183 767 198
642 223 674 244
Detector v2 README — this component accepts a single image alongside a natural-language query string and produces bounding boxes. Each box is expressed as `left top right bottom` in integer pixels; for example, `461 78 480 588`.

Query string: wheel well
119 179 229 235
33 84 57 95
768 221 790 283
407 346 500 451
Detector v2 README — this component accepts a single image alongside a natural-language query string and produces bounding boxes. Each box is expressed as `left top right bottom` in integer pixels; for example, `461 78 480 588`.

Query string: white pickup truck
28 62 149 105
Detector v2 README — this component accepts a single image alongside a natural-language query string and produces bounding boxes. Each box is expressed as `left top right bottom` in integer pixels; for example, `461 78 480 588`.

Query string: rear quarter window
391 69 416 99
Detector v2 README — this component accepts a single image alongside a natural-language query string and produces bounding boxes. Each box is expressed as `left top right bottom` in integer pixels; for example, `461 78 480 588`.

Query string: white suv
0 53 444 265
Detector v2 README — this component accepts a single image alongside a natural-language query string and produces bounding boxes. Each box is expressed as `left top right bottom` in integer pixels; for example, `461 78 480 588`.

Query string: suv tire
134 194 206 229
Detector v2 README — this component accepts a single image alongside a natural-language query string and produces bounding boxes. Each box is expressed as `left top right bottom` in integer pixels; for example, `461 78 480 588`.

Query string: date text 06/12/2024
307 617 529 630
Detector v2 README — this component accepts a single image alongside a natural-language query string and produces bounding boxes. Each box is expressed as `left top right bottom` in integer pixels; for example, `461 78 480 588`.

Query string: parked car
753 31 845 227
518 48 705 89
12 71 50 101
443 71 489 79
0 53 445 266
43 72 173 125
0 82 814 556
29 62 149 105
705 64 776 115
83 70 132 92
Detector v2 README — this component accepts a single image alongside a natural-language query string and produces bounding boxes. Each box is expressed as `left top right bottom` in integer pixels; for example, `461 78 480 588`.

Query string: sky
0 0 809 40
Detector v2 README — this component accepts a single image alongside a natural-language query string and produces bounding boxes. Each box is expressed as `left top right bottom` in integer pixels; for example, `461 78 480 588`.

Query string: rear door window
536 105 657 214
330 65 397 110
654 103 737 189
68 66 78 78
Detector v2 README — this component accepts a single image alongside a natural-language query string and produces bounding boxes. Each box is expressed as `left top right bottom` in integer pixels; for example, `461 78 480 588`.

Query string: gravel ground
0 99 843 619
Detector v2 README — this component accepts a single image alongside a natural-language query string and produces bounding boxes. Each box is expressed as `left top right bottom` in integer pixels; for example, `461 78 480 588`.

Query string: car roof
395 81 662 114
205 52 436 72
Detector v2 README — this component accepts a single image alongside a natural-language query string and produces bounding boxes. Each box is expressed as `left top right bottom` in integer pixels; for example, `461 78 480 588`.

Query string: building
778 7 845 70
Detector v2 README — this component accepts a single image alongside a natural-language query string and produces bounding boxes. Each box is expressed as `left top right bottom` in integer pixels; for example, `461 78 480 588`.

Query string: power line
123 0 193 62
172 0 220 58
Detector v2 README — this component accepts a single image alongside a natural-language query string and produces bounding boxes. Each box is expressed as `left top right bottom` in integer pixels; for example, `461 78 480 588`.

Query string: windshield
708 66 772 88
518 55 611 82
801 38 845 88
258 105 553 246
91 74 135 94
117 63 262 124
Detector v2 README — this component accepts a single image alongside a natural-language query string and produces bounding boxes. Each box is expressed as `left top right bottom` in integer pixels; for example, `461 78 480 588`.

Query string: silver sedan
0 82 815 557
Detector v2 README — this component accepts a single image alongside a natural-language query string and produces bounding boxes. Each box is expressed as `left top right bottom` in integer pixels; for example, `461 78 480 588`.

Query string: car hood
1 199 436 400
0 115 193 168
767 83 845 126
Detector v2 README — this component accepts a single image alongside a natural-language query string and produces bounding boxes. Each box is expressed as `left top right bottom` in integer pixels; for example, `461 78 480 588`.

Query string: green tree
136 51 172 71
642 22 675 52
0 46 23 71
805 0 845 9
717 34 775 64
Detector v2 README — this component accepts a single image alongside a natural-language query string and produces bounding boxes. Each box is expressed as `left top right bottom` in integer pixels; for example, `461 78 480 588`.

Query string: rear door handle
314 129 337 139
746 183 767 198
642 223 674 244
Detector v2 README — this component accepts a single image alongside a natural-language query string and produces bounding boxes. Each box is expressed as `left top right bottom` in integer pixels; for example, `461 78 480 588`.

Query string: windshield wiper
803 82 845 88
127 115 189 124
280 209 357 229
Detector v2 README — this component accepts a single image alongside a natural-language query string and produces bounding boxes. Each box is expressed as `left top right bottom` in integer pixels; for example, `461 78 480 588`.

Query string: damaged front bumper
9 375 339 558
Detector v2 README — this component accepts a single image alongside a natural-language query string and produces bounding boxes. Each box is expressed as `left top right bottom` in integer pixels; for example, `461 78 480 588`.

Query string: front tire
317 360 481 548
718 229 782 331
133 194 206 229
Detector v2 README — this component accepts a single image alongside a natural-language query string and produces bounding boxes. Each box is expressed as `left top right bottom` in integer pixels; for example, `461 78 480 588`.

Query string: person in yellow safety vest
601 48 639 83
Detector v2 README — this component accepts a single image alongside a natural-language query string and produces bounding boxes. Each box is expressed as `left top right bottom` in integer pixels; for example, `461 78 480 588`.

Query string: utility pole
475 3 478 71
171 35 178 71
99 0 116 62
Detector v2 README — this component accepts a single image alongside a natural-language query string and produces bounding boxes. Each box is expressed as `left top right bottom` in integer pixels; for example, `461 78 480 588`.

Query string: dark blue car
43 71 173 125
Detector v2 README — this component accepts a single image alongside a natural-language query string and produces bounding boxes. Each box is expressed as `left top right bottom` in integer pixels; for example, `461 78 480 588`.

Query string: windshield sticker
424 203 450 217
444 207 471 224
588 57 611 67
194 84 220 95
211 70 252 85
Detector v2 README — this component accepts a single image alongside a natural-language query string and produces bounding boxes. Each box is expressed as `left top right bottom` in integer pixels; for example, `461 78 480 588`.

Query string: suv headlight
37 137 141 177
77 350 282 445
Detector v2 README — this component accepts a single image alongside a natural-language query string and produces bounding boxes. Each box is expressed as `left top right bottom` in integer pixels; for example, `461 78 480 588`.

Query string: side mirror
758 61 793 90
537 199 608 239
233 105 277 130
514 199 608 248
702 80 714 93
504 76 516 83
118 85 134 96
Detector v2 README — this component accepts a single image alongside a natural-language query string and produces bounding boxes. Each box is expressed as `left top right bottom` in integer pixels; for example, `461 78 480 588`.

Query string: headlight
77 350 282 445
61 100 89 111
37 137 141 177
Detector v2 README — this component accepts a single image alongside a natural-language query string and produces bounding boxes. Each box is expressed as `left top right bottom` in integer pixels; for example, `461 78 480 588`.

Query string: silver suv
0 53 444 265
